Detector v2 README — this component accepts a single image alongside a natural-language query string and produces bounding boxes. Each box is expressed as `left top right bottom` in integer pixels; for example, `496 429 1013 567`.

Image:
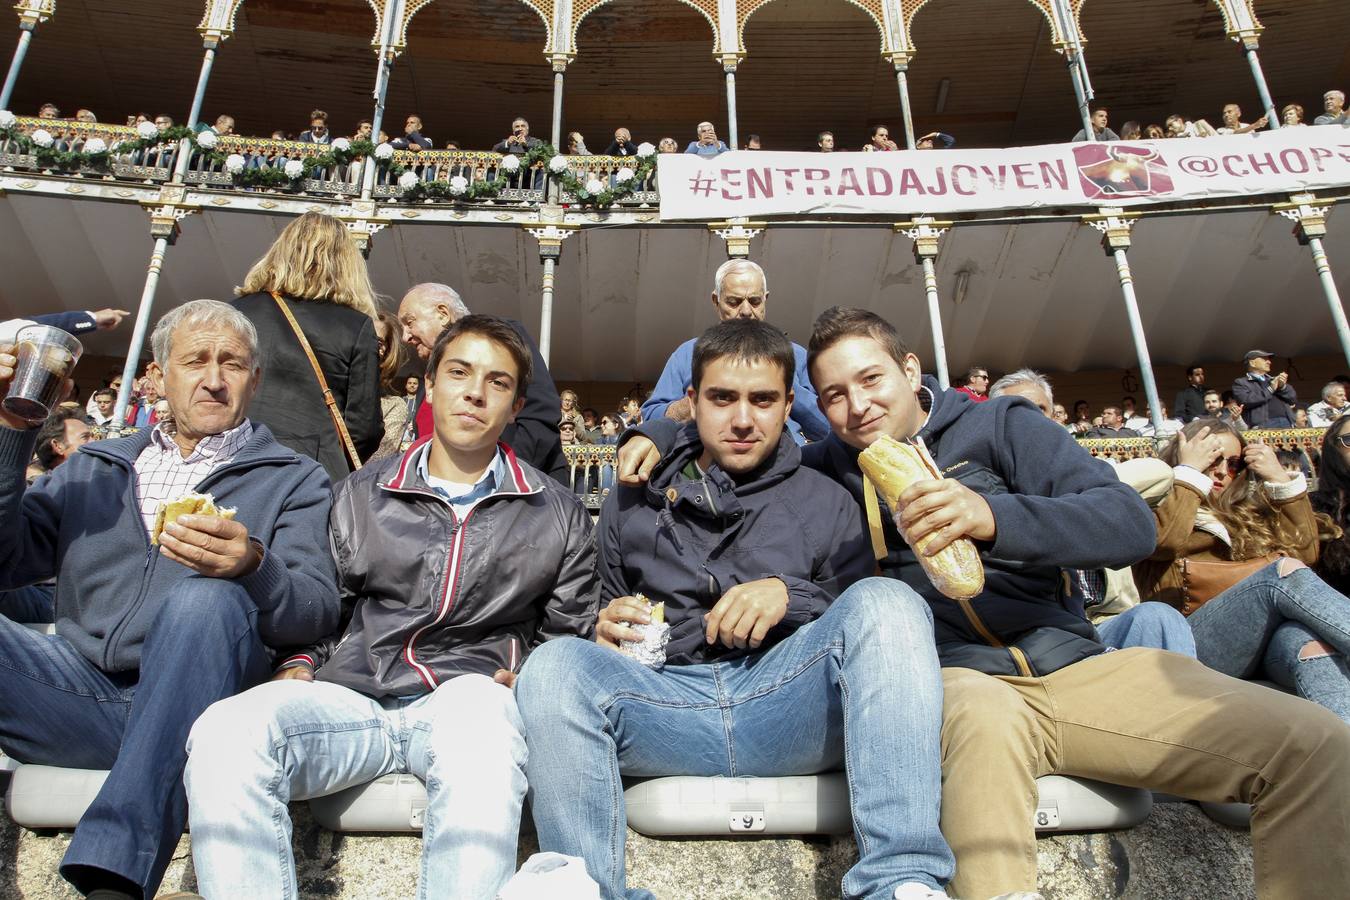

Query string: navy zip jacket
0 423 339 673
803 379 1156 672
599 423 874 665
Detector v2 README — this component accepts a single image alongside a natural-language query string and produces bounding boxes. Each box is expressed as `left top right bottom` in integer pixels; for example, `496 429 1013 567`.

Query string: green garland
0 122 401 190
399 142 658 209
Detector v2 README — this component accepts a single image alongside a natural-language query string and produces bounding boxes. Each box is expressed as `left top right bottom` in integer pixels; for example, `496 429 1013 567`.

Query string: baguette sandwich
151 492 236 545
858 434 985 600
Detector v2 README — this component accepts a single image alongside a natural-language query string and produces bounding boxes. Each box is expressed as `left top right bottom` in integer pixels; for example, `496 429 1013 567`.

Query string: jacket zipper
402 509 469 690
101 464 159 669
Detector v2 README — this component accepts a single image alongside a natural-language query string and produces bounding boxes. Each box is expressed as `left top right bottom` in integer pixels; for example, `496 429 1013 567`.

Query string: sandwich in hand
151 492 236 545
858 434 985 600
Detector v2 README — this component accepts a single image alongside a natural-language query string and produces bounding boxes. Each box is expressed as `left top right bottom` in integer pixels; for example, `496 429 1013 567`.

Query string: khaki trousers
940 648 1350 899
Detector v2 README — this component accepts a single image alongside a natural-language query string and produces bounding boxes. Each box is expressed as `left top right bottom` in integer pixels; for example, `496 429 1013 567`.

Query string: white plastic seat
621 773 1152 837
4 764 108 829
308 773 429 832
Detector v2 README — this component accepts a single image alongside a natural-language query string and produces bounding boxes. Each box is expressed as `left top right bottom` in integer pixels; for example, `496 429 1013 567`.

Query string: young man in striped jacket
184 315 599 900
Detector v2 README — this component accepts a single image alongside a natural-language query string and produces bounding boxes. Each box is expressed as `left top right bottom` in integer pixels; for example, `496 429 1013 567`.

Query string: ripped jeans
1187 559 1350 724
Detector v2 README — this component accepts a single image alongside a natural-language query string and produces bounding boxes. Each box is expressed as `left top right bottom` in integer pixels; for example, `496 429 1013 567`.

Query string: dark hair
309 109 328 122
93 388 115 401
1221 389 1237 404
1204 388 1221 399
425 314 533 401
871 124 889 137
1120 121 1142 140
1313 417 1350 576
1276 449 1304 468
34 410 81 470
691 319 795 393
1187 364 1204 377
808 306 910 377
965 365 988 381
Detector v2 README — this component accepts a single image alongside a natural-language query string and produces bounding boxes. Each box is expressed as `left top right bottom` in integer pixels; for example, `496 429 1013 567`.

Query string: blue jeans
186 673 526 900
1188 560 1350 724
1098 603 1197 657
0 577 270 898
516 577 954 900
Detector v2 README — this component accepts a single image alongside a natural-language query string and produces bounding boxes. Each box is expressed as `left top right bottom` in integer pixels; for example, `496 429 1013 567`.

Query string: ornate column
890 52 916 150
1275 194 1350 366
525 222 578 365
169 4 242 184
879 0 916 148
548 0 574 150
335 199 388 258
1085 208 1164 434
361 0 405 201
1213 0 1278 129
1048 0 1095 140
715 0 742 149
0 1 54 111
896 218 952 389
114 188 200 421
709 219 764 259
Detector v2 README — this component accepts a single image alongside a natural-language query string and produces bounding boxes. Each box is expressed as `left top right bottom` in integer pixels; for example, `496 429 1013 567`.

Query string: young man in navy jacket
624 307 1350 898
518 319 955 900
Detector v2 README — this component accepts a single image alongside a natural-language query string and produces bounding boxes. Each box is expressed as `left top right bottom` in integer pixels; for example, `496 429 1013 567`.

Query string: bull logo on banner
1072 144 1176 199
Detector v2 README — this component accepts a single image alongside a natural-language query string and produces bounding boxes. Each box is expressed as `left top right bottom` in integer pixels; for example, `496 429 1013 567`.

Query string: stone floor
0 801 1253 900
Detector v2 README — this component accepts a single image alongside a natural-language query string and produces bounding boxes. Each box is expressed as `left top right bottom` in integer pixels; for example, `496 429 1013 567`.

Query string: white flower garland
195 130 218 149
136 121 158 140
30 129 53 148
283 159 305 179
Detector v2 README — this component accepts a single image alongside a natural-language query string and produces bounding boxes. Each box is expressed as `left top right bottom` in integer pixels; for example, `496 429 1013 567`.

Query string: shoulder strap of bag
270 291 362 471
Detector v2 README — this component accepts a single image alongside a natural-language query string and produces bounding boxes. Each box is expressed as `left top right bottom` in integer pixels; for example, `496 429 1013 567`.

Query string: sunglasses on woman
1223 456 1247 475
1335 434 1350 450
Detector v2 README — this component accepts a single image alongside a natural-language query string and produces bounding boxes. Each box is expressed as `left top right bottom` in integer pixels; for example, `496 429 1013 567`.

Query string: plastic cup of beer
2 325 83 424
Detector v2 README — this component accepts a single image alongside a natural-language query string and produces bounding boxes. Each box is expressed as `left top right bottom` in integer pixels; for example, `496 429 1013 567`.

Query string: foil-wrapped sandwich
151 492 236 545
858 434 985 600
619 593 671 667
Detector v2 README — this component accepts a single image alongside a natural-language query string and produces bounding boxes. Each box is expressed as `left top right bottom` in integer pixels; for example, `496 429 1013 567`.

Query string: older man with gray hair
0 299 338 900
684 120 729 157
1315 90 1348 126
641 259 829 444
397 282 567 483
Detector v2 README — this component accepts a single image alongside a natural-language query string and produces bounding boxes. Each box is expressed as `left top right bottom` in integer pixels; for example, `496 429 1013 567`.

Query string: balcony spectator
1122 396 1149 432
298 109 331 145
88 389 116 427
604 127 639 156
953 365 990 403
916 131 955 149
817 130 834 152
862 124 898 151
231 211 384 484
641 259 828 444
744 134 762 150
1073 107 1120 142
558 419 581 447
199 114 234 137
657 137 678 154
559 389 584 429
1119 121 1142 140
596 414 621 445
154 114 174 132
1232 349 1296 429
684 121 728 157
1139 403 1183 437
1282 103 1307 127
1086 406 1140 438
391 114 433 152
580 407 600 442
125 376 162 428
1315 90 1348 126
74 109 96 124
127 113 149 128
1052 403 1070 428
354 120 373 142
620 396 642 428
1145 123 1166 139
1069 399 1093 433
1309 382 1350 428
492 116 540 157
566 131 591 155
269 130 288 141
37 102 58 119
1219 389 1250 430
1293 407 1311 429
1164 114 1216 138
1174 364 1209 423
1217 103 1267 135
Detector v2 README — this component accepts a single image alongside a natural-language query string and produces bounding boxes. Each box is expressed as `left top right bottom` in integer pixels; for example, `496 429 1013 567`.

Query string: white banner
657 129 1350 220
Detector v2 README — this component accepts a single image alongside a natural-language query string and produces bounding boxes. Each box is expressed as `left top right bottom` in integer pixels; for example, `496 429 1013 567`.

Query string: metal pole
1244 47 1280 130
725 68 738 150
171 44 218 184
1067 54 1095 140
896 65 916 150
1308 236 1350 367
539 256 556 365
0 26 33 112
921 257 950 389
361 0 403 201
551 69 564 150
114 237 170 423
1112 248 1164 433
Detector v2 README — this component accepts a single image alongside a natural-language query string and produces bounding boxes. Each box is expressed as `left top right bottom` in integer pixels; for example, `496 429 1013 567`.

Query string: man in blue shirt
683 120 729 157
640 260 830 444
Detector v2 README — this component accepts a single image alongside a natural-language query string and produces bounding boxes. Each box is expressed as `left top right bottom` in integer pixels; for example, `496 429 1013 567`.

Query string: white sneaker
894 884 950 900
